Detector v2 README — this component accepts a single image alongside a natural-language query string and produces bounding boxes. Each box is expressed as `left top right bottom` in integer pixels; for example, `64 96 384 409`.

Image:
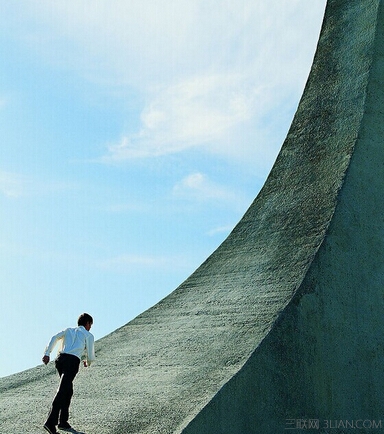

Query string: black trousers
46 353 80 426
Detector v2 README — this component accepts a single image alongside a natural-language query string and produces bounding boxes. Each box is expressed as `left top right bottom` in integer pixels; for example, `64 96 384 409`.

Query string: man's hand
42 355 50 365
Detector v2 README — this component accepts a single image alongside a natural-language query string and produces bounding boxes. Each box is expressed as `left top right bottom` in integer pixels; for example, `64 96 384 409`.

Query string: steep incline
2 1 384 433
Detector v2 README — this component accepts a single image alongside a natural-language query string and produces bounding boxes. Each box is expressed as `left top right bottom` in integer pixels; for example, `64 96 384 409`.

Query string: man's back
44 324 95 366
60 327 93 361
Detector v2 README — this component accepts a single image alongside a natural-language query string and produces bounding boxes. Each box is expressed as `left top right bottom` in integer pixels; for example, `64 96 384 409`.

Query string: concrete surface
2 0 384 433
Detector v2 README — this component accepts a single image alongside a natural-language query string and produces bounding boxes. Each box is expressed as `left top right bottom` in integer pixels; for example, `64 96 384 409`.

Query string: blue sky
0 0 326 378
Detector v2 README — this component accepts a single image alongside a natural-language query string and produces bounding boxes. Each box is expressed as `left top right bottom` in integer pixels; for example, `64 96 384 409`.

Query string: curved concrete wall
1 1 384 433
180 0 384 432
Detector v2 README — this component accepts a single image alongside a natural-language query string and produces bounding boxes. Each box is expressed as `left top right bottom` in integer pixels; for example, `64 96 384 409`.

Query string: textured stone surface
2 0 384 433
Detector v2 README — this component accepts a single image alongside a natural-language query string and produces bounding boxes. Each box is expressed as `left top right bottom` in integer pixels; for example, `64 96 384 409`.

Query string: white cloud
18 0 324 86
172 172 242 205
8 0 199 86
97 0 325 166
141 75 253 142
4 0 326 170
103 73 257 161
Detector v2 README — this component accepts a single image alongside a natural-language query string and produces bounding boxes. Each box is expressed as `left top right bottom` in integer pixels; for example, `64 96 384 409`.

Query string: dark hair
78 313 93 327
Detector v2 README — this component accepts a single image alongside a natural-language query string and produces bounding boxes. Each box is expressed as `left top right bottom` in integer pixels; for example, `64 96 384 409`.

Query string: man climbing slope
42 313 95 434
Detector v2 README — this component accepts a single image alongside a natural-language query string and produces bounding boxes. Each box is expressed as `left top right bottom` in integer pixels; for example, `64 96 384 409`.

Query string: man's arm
42 330 65 365
84 334 96 367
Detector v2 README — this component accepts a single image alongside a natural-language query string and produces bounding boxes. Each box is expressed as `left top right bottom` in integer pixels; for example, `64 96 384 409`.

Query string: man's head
78 313 93 330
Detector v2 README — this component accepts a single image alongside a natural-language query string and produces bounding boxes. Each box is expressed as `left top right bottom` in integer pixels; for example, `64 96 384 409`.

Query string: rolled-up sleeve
44 330 66 356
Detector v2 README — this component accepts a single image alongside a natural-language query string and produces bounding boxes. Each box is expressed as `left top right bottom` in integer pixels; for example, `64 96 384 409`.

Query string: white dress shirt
44 326 95 366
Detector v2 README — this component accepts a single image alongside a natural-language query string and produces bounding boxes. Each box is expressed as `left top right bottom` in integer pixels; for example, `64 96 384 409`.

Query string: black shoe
58 424 80 433
44 423 58 434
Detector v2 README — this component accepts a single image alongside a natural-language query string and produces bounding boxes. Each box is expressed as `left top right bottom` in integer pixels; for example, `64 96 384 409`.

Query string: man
42 313 95 434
